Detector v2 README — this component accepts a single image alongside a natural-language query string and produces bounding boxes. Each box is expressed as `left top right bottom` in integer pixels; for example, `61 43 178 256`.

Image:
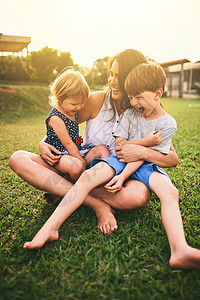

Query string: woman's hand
115 142 145 163
39 140 62 165
104 175 124 194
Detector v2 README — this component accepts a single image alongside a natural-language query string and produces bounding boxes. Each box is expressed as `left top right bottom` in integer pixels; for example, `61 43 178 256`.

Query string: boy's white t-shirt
114 108 177 154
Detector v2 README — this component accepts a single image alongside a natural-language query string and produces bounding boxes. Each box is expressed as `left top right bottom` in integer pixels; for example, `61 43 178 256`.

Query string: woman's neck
115 100 124 116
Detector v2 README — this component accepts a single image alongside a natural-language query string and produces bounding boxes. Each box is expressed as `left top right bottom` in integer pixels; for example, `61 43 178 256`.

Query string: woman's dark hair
108 49 148 111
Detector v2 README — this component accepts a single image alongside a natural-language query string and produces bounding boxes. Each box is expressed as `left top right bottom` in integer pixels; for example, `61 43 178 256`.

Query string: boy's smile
128 91 162 119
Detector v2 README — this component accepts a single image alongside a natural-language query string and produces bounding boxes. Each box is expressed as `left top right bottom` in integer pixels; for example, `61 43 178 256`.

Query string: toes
111 224 118 232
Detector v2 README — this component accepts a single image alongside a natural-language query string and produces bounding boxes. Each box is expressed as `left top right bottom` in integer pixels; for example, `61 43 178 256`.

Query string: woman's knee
92 145 110 158
120 182 151 210
9 150 27 171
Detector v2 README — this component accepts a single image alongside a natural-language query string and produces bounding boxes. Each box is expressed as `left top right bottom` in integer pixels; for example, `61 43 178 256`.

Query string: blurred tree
0 56 29 82
29 46 58 83
56 51 74 73
86 56 110 88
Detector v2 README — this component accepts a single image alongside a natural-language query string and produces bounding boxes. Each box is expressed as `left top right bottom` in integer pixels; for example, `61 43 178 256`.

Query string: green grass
0 85 200 299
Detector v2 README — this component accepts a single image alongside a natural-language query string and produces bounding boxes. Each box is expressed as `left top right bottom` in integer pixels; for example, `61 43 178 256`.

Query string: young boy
23 63 200 270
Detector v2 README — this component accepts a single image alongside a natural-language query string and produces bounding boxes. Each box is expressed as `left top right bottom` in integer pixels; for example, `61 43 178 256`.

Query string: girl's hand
104 175 124 194
39 141 62 165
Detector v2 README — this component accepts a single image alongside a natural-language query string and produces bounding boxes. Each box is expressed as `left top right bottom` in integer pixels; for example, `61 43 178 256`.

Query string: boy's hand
143 130 163 146
104 175 124 194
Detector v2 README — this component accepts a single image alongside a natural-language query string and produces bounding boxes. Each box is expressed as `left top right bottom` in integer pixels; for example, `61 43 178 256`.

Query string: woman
9 49 178 235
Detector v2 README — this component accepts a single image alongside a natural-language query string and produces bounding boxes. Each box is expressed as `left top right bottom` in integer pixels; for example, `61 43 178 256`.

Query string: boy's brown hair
124 62 166 97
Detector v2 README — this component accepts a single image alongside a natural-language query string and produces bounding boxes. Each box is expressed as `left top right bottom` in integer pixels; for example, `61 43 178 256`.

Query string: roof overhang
160 59 190 68
0 33 31 52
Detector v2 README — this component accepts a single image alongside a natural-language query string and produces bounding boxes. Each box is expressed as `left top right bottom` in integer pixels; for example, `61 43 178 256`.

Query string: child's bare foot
42 193 62 206
169 246 200 269
23 225 59 250
94 202 118 235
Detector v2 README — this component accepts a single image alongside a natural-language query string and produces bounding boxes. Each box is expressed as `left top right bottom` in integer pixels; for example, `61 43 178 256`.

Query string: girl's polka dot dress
45 108 93 156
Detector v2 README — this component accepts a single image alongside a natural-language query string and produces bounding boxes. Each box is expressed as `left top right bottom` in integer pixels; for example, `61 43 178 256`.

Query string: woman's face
108 60 123 101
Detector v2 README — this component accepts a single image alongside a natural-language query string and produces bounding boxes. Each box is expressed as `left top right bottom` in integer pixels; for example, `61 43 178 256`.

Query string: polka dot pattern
45 108 92 155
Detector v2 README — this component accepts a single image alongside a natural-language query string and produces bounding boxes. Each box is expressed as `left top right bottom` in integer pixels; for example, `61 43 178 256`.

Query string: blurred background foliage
0 46 110 89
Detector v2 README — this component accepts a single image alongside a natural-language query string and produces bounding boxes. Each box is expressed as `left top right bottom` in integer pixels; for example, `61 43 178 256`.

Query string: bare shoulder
78 91 106 123
48 115 65 127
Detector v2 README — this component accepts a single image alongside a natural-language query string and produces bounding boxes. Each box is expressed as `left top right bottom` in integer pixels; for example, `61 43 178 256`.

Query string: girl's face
58 96 85 118
108 60 123 101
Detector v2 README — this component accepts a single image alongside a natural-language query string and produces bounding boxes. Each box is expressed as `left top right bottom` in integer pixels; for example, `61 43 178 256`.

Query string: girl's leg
23 162 116 249
149 171 200 269
55 155 85 181
9 151 117 233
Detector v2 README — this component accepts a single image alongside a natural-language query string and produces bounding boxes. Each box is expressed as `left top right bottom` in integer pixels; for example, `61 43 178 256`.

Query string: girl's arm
115 142 178 168
49 116 85 164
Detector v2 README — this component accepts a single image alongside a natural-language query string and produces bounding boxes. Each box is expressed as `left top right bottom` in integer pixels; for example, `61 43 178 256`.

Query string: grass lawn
0 85 200 299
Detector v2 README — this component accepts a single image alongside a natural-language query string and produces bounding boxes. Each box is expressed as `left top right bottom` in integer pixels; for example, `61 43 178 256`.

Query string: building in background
161 59 200 98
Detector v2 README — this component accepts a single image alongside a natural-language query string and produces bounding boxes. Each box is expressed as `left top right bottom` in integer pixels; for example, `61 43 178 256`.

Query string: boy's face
128 91 158 117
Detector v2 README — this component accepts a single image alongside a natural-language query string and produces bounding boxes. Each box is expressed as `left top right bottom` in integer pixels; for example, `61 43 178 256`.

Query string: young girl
23 63 200 269
44 68 110 181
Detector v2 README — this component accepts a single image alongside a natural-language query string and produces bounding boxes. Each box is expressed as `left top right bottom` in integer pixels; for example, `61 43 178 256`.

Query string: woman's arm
115 142 178 168
78 91 106 123
39 136 62 166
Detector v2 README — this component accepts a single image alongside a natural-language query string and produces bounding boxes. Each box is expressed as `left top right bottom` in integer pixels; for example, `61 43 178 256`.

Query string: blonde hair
49 68 89 107
124 63 166 97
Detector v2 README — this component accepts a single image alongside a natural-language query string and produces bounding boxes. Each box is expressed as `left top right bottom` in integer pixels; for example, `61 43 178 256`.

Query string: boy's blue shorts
91 155 170 193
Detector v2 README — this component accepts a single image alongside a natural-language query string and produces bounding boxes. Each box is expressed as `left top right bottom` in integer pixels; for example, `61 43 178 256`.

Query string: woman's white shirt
82 91 124 155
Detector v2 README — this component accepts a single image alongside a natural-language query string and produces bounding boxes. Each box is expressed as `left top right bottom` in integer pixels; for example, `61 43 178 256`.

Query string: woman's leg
149 171 200 269
84 145 110 166
23 162 116 249
9 151 117 233
91 179 151 210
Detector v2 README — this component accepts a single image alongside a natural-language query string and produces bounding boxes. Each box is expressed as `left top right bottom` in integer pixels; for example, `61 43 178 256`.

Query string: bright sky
1 0 200 67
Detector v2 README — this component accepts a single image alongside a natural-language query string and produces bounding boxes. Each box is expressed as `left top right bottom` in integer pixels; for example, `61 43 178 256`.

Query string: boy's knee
78 168 93 184
170 184 179 198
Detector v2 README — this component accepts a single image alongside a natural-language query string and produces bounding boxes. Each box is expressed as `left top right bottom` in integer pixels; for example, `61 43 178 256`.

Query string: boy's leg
23 162 116 249
149 171 200 269
9 151 117 234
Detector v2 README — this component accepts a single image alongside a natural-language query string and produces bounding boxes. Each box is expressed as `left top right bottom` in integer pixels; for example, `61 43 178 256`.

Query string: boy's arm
105 160 143 194
49 116 85 164
130 130 163 147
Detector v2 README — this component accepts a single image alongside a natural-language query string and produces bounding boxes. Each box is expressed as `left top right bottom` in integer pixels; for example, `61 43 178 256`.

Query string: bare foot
169 246 200 269
23 225 59 250
94 202 118 235
42 193 62 206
